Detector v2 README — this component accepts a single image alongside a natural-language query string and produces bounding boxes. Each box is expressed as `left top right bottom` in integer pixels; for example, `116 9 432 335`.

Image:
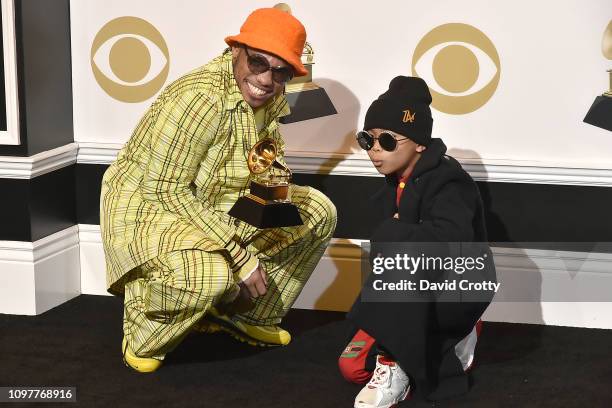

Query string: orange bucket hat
225 8 308 77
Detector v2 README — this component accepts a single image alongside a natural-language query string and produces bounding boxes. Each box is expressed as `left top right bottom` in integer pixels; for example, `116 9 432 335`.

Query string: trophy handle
271 158 292 180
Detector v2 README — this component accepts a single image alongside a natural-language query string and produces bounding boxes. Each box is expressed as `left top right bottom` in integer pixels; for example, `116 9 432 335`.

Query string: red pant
339 321 483 384
338 329 377 384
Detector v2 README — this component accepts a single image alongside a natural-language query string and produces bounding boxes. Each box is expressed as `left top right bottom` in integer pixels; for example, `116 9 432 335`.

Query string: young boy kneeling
340 76 496 407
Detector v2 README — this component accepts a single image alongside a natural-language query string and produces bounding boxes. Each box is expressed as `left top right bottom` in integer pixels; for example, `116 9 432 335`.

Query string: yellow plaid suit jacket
100 49 291 295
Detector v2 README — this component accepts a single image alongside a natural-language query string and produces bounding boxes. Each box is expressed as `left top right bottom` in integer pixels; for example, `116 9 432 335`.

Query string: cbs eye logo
412 23 501 115
90 16 169 103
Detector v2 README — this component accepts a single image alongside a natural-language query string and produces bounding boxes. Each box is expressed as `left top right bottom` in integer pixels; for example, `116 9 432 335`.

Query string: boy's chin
376 168 392 176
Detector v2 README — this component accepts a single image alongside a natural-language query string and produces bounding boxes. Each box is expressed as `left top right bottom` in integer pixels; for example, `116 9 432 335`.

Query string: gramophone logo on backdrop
412 23 501 115
90 17 170 103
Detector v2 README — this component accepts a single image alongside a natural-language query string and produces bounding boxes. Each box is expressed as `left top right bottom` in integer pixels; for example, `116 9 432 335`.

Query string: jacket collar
410 138 447 179
382 138 447 186
221 49 290 122
370 138 448 201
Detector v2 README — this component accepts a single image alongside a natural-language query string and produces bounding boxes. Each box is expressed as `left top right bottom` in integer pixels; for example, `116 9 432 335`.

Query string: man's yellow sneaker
192 318 223 334
204 308 291 347
122 337 163 373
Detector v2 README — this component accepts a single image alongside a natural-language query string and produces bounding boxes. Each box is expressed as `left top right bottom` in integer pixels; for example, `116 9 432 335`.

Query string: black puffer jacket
347 138 496 401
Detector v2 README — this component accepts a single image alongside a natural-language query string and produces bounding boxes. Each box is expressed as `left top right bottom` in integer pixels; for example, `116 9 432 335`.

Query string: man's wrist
234 256 259 282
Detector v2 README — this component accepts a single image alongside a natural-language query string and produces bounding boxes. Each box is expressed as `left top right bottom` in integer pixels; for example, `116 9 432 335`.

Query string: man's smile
246 81 271 98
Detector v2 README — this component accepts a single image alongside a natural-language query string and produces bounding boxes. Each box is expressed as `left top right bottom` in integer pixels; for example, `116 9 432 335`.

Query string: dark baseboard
72 164 612 252
0 165 76 241
4 162 610 251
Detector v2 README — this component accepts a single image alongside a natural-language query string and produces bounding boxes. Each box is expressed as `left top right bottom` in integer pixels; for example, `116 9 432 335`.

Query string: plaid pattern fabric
124 249 235 358
102 49 337 357
125 185 336 357
101 49 294 294
233 185 336 325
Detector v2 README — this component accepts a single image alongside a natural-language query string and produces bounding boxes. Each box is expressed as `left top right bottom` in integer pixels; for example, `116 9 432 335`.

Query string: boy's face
366 128 426 178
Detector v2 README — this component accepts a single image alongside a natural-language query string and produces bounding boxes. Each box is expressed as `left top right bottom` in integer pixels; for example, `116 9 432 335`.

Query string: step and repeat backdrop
71 0 611 167
66 0 612 321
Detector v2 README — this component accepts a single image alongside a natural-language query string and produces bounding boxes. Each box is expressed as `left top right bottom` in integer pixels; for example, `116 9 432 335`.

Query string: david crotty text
372 279 501 292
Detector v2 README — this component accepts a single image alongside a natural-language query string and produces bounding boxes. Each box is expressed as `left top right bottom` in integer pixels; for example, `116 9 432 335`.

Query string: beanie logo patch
402 109 416 123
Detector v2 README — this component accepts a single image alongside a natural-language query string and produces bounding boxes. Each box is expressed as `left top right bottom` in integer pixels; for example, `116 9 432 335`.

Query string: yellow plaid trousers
124 185 336 358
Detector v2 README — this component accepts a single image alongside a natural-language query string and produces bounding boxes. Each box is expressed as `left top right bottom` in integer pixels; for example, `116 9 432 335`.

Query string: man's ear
231 44 241 59
416 145 427 153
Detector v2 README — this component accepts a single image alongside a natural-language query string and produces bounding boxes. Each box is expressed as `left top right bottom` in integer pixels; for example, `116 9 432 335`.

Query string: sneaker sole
390 386 413 408
354 386 411 408
122 338 163 373
204 315 282 348
396 386 412 405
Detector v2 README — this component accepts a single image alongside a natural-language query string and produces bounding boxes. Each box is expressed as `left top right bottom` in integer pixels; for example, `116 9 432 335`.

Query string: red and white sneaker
354 355 411 408
455 319 483 372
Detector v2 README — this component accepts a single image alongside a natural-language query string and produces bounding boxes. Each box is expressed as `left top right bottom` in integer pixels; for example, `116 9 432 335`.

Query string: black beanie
364 76 433 146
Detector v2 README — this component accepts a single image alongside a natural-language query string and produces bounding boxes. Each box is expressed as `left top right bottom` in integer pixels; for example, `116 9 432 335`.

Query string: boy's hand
393 213 399 219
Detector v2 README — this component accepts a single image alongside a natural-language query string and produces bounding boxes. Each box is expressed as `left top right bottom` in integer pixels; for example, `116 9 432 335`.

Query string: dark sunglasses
356 131 410 152
243 46 294 84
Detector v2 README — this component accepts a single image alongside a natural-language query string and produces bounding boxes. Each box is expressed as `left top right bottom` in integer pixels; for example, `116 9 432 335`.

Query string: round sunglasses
356 131 411 152
243 46 294 84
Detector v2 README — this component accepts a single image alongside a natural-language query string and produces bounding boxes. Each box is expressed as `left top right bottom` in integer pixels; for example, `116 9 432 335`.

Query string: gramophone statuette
229 138 303 228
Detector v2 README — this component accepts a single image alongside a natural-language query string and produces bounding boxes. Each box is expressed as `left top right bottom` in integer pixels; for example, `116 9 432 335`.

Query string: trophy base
279 87 337 124
584 95 612 131
228 195 303 229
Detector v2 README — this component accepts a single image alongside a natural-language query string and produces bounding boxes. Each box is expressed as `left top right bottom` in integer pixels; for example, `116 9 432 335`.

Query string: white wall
71 0 612 169
65 1 612 328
